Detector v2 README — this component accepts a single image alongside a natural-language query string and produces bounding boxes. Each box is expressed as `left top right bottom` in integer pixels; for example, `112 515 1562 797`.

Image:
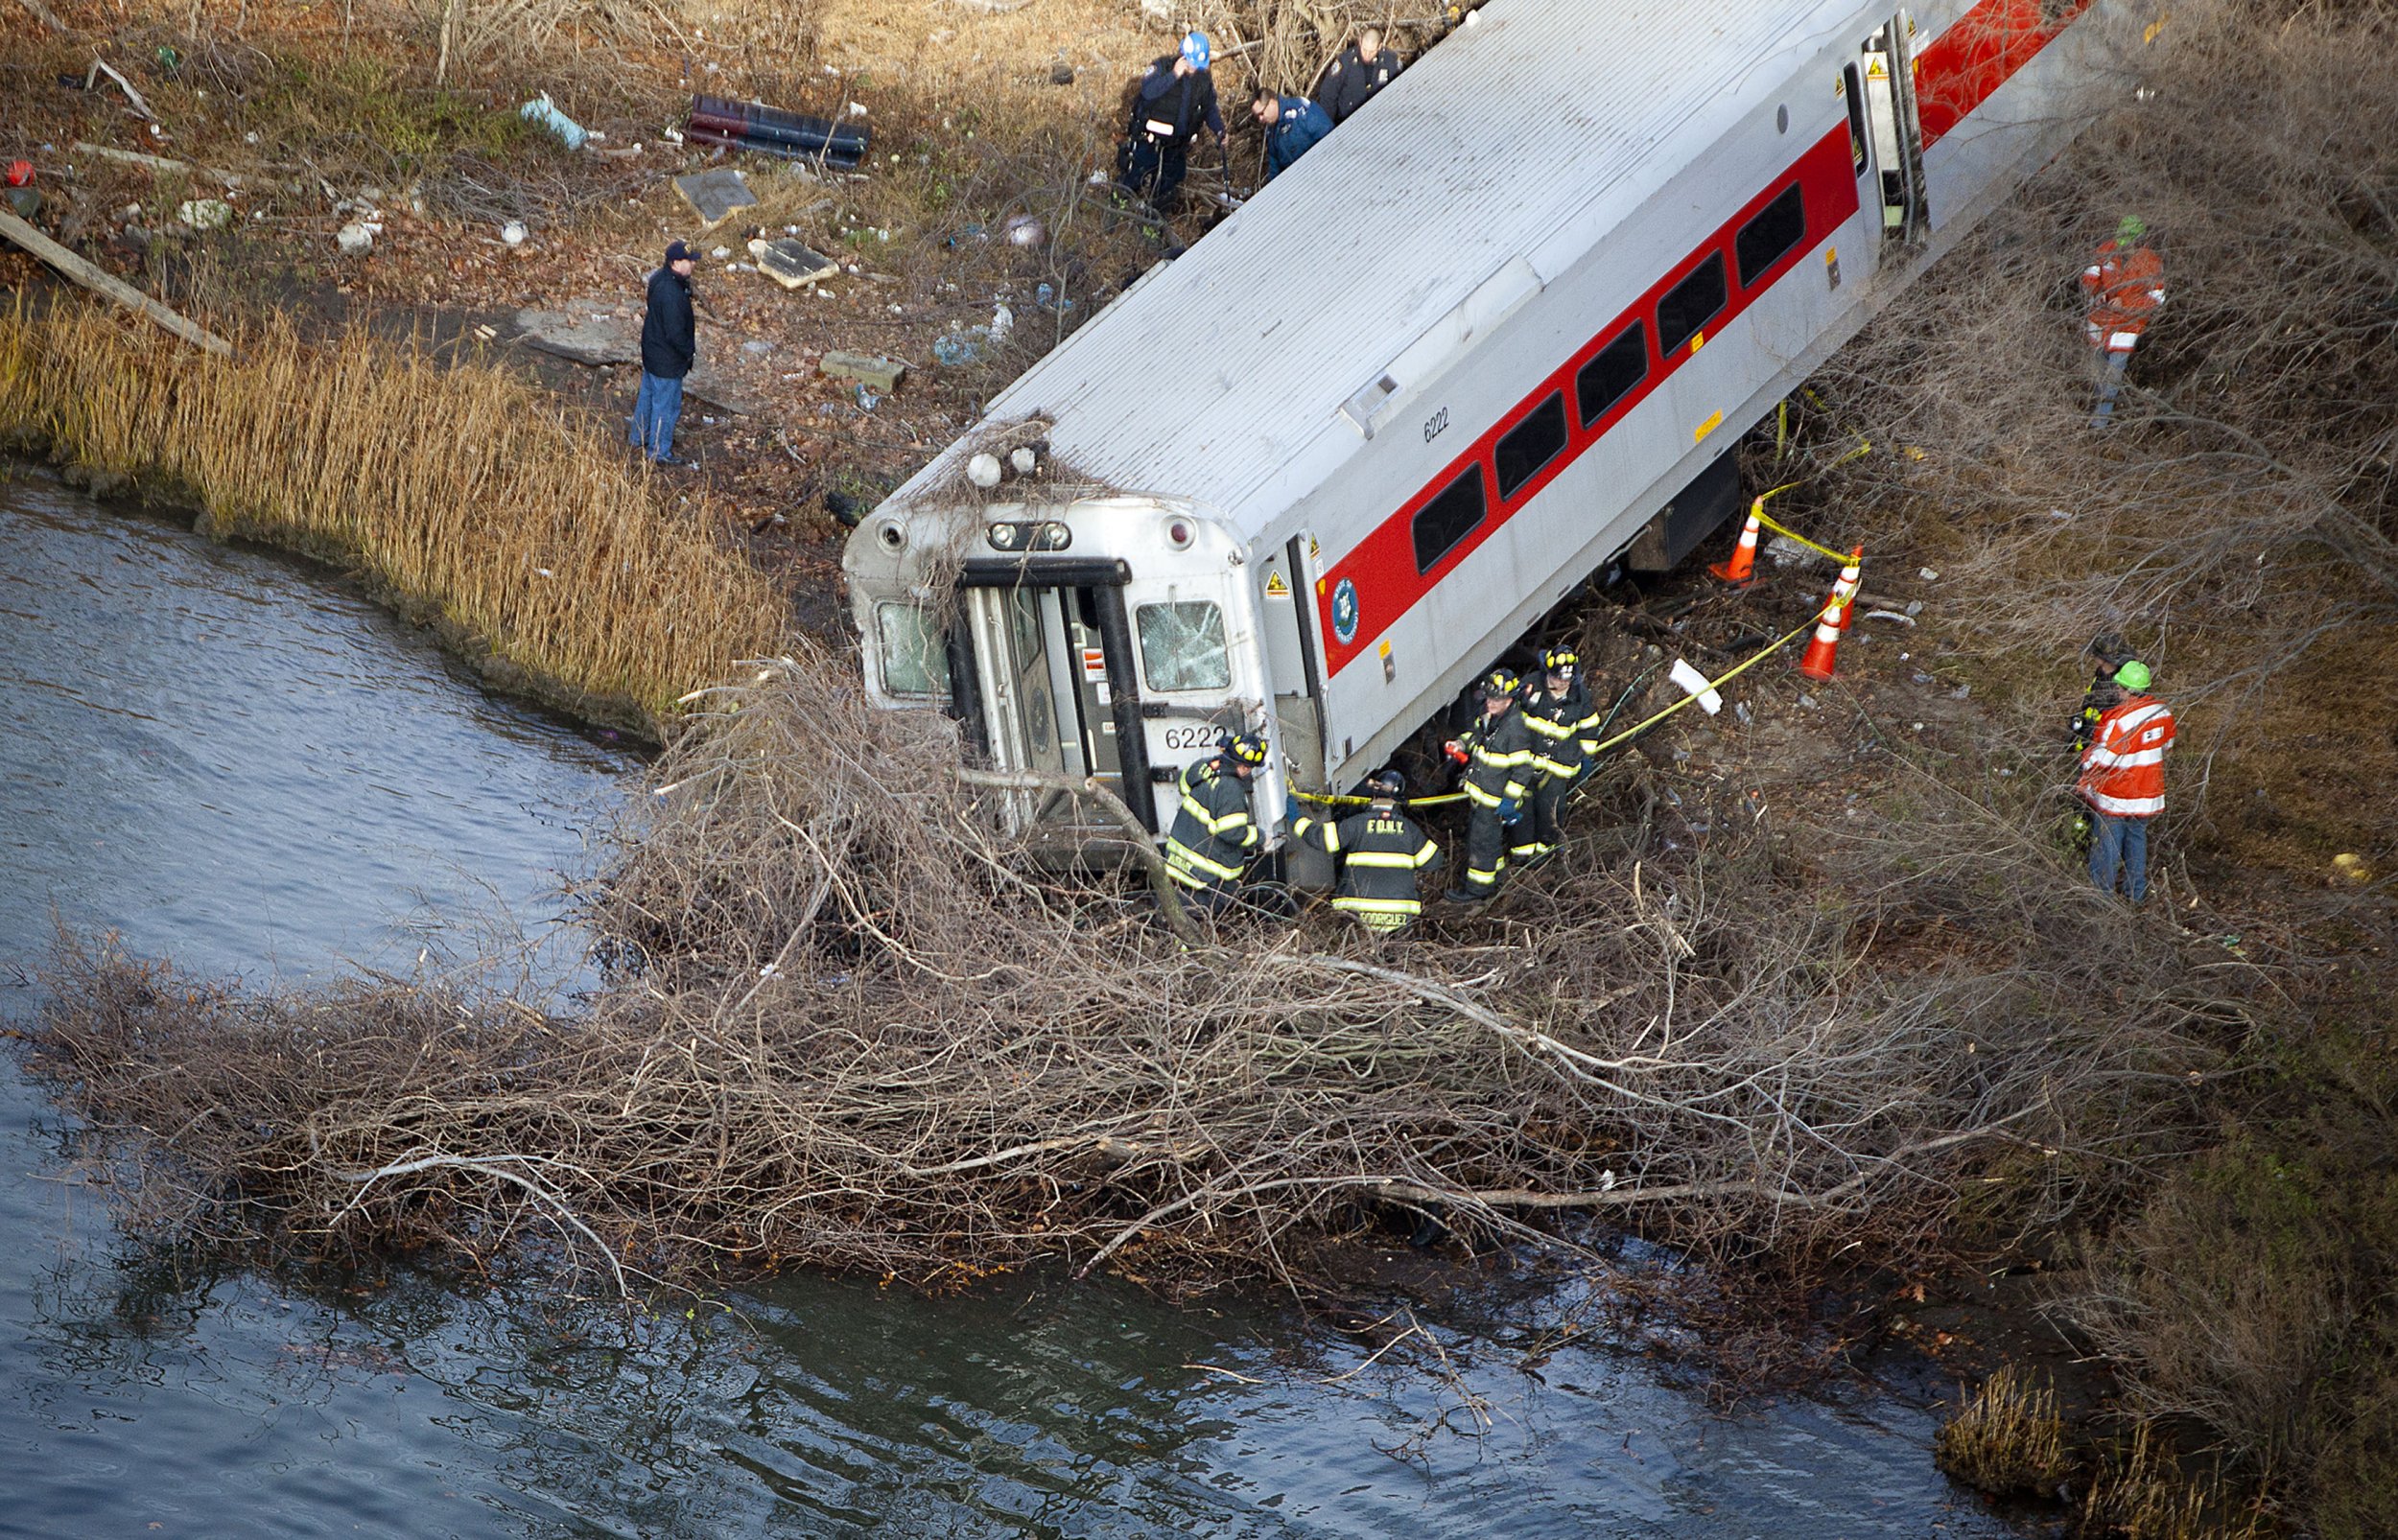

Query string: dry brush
30 644 2236 1294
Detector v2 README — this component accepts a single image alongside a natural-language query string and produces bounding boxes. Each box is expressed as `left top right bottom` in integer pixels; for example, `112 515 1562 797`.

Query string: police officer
1117 32 1227 216
1292 769 1444 933
1312 26 1402 126
1164 729 1266 916
1444 668 1536 904
1514 647 1602 868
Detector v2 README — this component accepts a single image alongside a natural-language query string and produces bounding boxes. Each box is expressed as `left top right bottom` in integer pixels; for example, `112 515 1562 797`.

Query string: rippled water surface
0 474 2018 1538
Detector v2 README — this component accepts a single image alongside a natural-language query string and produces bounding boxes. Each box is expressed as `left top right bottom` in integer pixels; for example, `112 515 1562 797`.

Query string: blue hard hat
1180 31 1211 69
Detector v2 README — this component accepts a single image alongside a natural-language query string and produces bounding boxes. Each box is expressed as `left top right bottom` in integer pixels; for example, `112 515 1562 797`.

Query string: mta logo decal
1331 578 1360 644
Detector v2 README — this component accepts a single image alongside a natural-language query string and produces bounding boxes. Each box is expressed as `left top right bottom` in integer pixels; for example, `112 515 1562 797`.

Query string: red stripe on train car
1315 125 1860 678
1915 0 2093 150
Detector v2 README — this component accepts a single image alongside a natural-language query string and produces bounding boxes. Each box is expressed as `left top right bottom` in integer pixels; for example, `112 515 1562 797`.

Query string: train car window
1493 392 1568 502
1410 468 1488 573
1736 184 1808 288
1576 324 1649 428
1656 252 1727 356
877 602 952 698
1136 601 1232 691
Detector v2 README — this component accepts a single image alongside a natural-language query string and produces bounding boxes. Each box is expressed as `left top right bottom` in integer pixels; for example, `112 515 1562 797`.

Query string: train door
1855 12 1931 244
960 572 1148 835
1120 561 1277 843
1257 535 1332 886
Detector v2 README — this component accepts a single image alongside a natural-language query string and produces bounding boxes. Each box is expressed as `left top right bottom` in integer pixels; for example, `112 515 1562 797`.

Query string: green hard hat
2113 659 2152 690
2116 215 2147 242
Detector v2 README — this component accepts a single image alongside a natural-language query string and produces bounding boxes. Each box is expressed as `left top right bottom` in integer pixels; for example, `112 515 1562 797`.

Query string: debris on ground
750 237 834 290
519 93 588 151
820 349 905 392
686 95 870 168
673 167 757 229
177 198 232 231
336 222 373 254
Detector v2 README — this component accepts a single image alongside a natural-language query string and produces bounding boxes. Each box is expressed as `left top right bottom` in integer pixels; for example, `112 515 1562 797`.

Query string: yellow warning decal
1264 572 1290 597
2144 12 2169 44
1866 57 1889 80
1694 410 1725 443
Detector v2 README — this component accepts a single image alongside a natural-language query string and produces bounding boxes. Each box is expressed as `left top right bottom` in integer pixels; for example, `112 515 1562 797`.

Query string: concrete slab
673 167 758 228
753 238 834 290
512 301 767 415
820 349 905 393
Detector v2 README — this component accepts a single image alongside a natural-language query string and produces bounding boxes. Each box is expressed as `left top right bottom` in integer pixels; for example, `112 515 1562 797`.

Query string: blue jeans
629 370 684 460
2089 811 2151 901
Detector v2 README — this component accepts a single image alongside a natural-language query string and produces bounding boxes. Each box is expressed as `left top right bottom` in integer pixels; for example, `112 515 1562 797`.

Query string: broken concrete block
336 222 373 255
177 198 233 230
750 237 834 290
819 350 905 392
673 167 757 228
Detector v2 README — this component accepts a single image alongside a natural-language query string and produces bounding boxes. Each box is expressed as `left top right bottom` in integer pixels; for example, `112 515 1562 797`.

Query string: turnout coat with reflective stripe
1164 757 1258 888
1521 679 1600 781
1458 709 1535 809
2080 695 2175 817
1293 803 1443 927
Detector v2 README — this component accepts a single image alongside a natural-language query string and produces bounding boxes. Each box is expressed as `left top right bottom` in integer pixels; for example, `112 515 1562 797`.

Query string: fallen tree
30 643 2235 1294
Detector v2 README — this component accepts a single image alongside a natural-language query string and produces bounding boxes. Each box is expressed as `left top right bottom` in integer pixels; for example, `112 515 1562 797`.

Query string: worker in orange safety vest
2081 215 2166 427
2077 659 2175 902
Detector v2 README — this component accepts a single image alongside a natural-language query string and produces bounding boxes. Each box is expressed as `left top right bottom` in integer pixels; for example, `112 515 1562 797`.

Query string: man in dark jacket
1313 27 1401 125
1164 729 1266 918
1250 86 1332 181
631 239 697 467
1292 769 1443 934
1444 669 1536 904
1117 31 1227 215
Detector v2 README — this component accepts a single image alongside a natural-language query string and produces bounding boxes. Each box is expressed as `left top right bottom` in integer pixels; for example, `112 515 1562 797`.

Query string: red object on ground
1709 500 1762 585
4 161 33 189
1796 585 1847 682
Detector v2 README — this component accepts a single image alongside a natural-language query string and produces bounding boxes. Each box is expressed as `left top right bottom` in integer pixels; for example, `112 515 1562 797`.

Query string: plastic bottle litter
855 384 880 410
989 304 1013 342
501 220 528 246
931 332 983 365
518 93 588 151
1035 282 1052 307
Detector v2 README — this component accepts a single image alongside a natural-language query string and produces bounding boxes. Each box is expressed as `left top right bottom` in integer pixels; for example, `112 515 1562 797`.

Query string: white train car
844 0 2118 841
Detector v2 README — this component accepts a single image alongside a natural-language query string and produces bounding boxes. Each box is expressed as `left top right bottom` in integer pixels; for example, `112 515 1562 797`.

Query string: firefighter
2078 660 2176 902
1117 32 1228 217
1514 646 1602 868
1164 729 1267 916
1312 26 1402 126
2081 215 2166 426
1292 769 1444 933
1443 668 1536 904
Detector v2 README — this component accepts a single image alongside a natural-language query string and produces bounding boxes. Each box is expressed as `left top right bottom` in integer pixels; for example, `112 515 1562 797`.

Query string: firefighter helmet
1219 729 1268 766
2113 660 2152 691
2116 214 2147 243
2087 631 2131 668
1367 767 1405 799
1476 667 1519 700
1541 646 1579 679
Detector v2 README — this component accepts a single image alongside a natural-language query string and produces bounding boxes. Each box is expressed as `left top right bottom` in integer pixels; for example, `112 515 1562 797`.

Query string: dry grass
0 302 786 731
1936 1365 2070 1496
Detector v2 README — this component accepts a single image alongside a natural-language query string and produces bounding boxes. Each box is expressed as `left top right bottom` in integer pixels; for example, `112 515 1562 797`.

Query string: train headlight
1033 521 1071 550
986 522 1023 550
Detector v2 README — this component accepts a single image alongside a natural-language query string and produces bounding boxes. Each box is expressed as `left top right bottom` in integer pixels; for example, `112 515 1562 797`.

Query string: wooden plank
0 206 234 357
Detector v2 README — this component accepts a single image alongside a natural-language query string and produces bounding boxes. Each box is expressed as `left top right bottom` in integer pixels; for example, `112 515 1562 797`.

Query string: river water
0 471 2019 1538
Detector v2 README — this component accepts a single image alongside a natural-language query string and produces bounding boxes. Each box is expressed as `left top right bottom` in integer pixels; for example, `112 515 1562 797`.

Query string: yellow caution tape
1744 437 1873 562
1291 617 1818 809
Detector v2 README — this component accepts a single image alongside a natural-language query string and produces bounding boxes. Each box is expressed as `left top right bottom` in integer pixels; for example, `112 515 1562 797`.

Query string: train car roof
882 0 1853 532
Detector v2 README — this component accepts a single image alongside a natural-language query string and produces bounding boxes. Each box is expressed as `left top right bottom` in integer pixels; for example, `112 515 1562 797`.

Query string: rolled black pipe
690 96 869 161
683 126 866 168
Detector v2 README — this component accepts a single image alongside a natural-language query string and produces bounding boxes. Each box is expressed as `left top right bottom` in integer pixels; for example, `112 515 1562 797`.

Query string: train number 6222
1161 724 1219 751
1422 406 1450 443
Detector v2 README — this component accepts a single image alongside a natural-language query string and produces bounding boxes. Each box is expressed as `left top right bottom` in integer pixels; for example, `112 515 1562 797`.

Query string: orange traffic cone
1828 546 1863 632
1797 586 1846 681
1708 499 1763 585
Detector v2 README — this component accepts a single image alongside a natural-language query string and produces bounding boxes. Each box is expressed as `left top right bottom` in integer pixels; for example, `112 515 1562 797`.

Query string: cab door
1121 562 1275 839
1856 12 1931 245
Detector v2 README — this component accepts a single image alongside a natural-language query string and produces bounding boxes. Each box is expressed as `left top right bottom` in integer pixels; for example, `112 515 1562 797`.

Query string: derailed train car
844 0 2119 846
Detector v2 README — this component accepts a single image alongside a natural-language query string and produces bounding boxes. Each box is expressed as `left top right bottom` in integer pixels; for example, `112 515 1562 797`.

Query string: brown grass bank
0 303 787 734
